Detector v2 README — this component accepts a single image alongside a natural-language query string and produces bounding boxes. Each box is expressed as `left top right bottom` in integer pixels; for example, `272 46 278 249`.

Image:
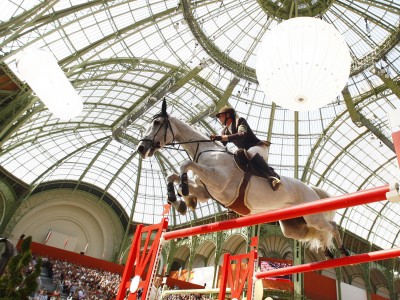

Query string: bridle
139 113 232 160
139 114 175 149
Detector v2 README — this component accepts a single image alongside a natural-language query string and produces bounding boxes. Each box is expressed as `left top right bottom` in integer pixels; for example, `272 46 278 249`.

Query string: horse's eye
154 120 160 126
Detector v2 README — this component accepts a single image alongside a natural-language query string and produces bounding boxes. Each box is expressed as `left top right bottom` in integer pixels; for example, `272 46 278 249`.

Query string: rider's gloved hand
210 134 222 141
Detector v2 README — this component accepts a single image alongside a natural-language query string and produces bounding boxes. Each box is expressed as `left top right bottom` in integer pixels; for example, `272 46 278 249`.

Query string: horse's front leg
180 177 207 211
180 175 213 211
166 173 188 215
166 172 211 214
180 161 216 196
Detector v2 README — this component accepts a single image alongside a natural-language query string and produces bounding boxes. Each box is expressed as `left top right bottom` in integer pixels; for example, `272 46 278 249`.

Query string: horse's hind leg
280 218 338 258
304 214 349 258
280 218 309 240
329 221 350 256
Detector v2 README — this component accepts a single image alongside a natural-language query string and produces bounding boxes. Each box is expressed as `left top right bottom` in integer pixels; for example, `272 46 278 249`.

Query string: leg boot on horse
180 173 189 196
250 153 281 191
166 182 188 214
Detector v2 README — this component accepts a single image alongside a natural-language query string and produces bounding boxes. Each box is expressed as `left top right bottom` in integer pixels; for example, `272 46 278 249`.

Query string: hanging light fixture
256 17 351 111
17 48 83 120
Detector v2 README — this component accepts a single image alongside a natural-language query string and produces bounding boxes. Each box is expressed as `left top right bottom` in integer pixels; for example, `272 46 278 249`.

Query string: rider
210 106 281 191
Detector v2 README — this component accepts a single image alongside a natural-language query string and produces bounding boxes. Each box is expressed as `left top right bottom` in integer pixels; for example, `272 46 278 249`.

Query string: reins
138 114 233 159
138 113 215 148
138 138 215 150
167 139 215 145
139 138 215 145
139 137 231 155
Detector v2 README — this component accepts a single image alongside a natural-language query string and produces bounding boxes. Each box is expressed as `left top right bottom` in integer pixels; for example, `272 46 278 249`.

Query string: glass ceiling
0 0 399 250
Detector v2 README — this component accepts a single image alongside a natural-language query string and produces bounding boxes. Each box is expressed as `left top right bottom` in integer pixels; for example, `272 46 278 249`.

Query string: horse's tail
302 227 334 252
302 186 335 251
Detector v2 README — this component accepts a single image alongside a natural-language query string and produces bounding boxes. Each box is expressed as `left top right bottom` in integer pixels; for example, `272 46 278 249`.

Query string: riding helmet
216 106 235 118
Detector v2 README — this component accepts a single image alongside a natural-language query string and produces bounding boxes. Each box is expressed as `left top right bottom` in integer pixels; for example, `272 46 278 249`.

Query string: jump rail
163 184 399 241
118 184 399 300
162 288 231 295
255 247 400 279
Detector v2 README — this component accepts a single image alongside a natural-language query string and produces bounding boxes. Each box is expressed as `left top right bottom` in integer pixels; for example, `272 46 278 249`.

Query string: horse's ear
161 97 167 116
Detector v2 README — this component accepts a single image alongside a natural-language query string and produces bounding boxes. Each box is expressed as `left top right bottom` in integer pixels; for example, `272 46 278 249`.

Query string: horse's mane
152 113 166 120
171 115 220 144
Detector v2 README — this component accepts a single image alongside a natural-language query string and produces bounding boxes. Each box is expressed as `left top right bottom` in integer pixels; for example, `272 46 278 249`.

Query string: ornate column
163 239 177 275
293 240 304 299
212 231 224 288
186 235 200 281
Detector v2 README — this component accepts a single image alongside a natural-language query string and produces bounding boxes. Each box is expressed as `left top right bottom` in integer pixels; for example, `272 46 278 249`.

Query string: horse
137 100 349 259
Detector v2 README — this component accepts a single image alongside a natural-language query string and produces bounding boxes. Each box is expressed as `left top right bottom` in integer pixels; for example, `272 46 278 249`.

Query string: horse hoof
187 197 197 211
177 201 187 215
340 246 350 256
181 173 189 196
324 249 335 259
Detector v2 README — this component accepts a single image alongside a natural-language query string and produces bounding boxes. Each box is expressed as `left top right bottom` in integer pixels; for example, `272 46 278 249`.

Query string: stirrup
268 176 281 191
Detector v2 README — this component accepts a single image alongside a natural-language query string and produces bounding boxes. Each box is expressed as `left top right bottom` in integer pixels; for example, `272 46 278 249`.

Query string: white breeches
247 144 269 160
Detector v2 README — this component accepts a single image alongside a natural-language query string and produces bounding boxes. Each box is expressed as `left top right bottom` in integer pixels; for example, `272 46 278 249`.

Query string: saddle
233 149 264 177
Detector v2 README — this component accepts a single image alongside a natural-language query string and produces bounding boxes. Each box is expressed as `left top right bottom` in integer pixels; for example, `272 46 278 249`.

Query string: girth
225 149 256 216
225 169 252 215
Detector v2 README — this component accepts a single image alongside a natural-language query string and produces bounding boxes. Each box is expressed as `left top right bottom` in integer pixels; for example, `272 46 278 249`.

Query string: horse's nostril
137 145 144 153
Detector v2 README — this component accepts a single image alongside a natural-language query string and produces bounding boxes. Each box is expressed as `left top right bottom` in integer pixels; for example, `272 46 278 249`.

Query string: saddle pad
233 149 249 172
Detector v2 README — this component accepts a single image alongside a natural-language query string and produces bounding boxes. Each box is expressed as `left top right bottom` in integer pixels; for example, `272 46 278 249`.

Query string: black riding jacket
221 117 262 150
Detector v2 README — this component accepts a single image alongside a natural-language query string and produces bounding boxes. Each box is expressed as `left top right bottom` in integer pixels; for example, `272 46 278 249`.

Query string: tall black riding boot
250 153 281 191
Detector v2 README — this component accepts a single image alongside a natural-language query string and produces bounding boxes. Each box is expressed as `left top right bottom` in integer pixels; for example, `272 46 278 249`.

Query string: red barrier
24 240 125 274
116 219 168 300
120 184 397 300
218 250 257 300
163 185 390 240
255 247 400 278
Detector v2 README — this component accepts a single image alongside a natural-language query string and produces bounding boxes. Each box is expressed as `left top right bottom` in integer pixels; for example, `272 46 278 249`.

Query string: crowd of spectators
160 286 213 300
33 256 121 300
27 257 216 300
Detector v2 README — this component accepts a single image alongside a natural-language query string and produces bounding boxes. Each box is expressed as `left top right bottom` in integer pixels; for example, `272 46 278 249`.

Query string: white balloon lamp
17 48 83 120
256 17 351 111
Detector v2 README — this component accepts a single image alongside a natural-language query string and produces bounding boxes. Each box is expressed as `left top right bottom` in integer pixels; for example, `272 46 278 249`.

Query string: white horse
137 100 349 259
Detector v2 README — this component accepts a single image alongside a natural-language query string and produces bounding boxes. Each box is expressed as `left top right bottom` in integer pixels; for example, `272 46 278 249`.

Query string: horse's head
137 99 174 159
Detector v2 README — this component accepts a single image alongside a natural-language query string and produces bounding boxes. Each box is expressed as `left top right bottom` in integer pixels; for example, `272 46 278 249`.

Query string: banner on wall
259 257 292 281
44 230 78 252
189 266 215 288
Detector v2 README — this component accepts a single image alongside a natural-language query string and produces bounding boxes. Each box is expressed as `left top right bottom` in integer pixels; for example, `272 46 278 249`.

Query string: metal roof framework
0 0 399 260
